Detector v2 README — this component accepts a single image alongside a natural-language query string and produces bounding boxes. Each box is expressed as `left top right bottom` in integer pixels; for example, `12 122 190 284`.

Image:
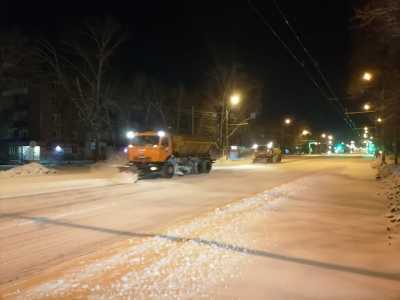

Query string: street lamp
225 93 241 158
321 133 326 139
328 135 333 141
301 129 310 136
284 118 292 125
377 117 383 123
230 94 241 106
282 118 293 150
362 72 373 82
363 103 371 111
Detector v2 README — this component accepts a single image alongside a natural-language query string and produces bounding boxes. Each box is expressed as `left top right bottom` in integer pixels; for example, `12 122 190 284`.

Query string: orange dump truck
127 131 216 178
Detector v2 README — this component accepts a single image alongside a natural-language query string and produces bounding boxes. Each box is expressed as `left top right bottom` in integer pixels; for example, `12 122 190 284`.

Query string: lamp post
224 93 241 158
281 118 292 151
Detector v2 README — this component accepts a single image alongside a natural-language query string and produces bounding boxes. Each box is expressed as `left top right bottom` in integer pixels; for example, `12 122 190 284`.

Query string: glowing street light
301 129 310 136
230 94 241 106
328 135 333 141
363 133 368 138
362 72 373 82
363 103 371 111
321 133 327 139
377 117 383 123
55 145 63 153
364 126 368 131
284 118 292 125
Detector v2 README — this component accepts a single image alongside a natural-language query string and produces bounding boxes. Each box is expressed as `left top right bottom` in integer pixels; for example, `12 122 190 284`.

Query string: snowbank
381 164 400 239
0 162 56 178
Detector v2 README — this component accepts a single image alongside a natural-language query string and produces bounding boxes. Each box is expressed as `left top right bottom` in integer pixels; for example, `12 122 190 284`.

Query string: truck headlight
126 131 136 139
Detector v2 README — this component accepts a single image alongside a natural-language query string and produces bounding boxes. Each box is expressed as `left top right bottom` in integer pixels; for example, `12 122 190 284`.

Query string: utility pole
225 106 229 158
191 106 195 136
219 101 225 155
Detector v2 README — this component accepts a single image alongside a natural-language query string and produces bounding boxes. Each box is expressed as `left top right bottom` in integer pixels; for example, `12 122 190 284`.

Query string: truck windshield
131 136 159 146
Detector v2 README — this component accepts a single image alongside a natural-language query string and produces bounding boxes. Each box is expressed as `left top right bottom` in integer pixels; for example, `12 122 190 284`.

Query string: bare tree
355 0 400 163
203 62 263 149
120 74 170 129
356 0 400 38
38 17 126 160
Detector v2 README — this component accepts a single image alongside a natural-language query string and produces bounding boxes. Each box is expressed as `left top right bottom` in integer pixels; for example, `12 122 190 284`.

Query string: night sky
1 0 359 138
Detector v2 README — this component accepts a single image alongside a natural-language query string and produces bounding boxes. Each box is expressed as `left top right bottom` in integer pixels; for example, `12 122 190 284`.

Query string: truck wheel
162 163 174 178
200 160 212 173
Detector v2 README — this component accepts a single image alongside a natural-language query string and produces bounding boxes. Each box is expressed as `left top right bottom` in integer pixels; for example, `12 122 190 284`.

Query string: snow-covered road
1 157 399 299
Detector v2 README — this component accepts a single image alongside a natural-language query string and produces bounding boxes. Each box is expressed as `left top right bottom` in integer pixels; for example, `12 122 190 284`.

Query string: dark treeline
351 0 400 163
0 17 265 160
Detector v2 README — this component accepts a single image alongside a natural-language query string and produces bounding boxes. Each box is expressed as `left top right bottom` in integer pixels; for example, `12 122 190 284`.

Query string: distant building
0 82 84 163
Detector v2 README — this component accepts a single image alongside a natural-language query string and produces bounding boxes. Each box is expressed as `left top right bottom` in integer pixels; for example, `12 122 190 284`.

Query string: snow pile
371 155 399 178
378 164 396 178
383 165 400 240
0 162 56 178
15 178 308 300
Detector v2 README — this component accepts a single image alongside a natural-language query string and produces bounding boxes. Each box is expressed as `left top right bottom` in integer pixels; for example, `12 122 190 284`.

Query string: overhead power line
247 0 356 132
272 0 357 131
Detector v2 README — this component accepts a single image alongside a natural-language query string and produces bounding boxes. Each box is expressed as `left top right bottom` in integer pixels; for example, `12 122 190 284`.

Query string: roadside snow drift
382 165 400 238
0 163 56 178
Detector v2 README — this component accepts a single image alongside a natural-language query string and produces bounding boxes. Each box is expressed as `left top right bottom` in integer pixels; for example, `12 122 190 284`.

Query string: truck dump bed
171 135 216 158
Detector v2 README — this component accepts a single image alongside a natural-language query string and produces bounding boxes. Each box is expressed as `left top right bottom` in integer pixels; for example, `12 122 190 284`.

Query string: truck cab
127 131 172 163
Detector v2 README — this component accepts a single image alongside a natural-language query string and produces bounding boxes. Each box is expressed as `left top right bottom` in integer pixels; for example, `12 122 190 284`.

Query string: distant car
253 146 282 163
